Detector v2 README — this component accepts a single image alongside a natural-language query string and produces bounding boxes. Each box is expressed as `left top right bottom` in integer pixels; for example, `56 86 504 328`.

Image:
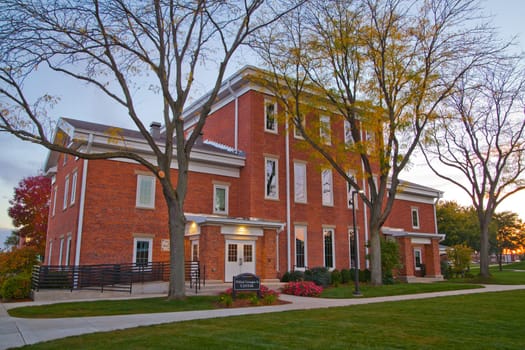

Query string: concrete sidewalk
2 284 525 349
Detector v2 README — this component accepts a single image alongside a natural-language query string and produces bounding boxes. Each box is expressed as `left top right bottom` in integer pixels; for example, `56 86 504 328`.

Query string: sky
1 0 524 247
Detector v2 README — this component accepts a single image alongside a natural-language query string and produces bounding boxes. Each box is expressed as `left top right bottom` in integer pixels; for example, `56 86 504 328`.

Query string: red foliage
8 175 51 255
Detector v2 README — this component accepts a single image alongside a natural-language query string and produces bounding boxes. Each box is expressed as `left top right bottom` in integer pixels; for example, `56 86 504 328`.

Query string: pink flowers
282 281 323 297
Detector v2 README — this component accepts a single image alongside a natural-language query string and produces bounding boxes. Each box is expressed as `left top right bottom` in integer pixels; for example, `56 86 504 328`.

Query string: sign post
232 273 261 299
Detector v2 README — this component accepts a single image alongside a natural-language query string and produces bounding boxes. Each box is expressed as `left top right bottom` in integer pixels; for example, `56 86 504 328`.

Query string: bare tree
0 0 299 299
251 0 498 285
422 58 525 278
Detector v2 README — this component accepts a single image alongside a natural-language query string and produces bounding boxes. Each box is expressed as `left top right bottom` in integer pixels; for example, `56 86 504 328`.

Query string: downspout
285 118 291 271
74 133 93 267
227 80 239 151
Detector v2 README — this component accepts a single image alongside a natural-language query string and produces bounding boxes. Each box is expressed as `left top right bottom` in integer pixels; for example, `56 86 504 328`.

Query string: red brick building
44 67 444 282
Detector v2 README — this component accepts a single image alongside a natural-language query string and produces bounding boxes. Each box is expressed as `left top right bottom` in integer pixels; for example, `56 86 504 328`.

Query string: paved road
2 284 525 349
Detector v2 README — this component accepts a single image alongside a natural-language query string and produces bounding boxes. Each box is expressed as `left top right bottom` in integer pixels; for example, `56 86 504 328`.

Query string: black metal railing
32 261 205 294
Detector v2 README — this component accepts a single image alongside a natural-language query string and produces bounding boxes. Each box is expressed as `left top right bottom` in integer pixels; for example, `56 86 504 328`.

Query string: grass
321 282 482 298
8 295 219 318
449 261 525 285
16 290 525 349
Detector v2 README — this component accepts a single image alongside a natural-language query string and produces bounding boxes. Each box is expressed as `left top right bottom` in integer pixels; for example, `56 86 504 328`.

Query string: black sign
232 273 260 299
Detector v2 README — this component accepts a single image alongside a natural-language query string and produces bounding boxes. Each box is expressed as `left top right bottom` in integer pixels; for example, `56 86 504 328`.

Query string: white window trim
322 169 334 206
347 171 358 209
133 237 153 265
52 186 57 217
58 237 64 266
65 235 72 266
136 174 156 209
411 207 420 229
213 184 229 215
70 171 78 206
264 99 278 134
294 116 305 139
414 248 423 271
294 225 308 270
344 120 354 145
323 227 336 270
265 157 279 200
294 162 307 203
48 241 53 265
320 115 331 145
62 175 69 210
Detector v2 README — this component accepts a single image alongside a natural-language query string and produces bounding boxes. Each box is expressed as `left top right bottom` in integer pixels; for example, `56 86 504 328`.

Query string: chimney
150 122 161 139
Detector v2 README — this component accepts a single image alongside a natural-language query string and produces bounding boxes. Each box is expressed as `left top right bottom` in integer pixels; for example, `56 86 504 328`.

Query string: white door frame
225 239 256 282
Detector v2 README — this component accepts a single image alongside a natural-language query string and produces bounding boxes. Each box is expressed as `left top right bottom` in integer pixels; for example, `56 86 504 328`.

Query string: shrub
381 238 402 280
305 267 331 287
281 281 323 297
280 270 304 282
359 269 371 282
331 269 342 287
0 273 31 300
341 269 352 284
440 260 451 279
382 272 395 285
217 293 233 307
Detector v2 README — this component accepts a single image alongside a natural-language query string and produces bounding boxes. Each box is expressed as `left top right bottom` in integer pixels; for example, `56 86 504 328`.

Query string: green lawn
452 261 525 285
8 296 219 318
321 282 482 298
17 290 525 349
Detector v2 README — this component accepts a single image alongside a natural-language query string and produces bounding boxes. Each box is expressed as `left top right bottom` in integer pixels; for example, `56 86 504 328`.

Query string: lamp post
351 190 363 296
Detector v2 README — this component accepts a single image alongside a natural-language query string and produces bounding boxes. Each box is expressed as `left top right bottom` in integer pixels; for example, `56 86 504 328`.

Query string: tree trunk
166 195 186 299
479 219 491 278
368 211 383 286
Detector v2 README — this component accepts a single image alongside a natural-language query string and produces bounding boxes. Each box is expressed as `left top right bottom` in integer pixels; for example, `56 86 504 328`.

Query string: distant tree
3 231 19 251
8 175 50 256
436 201 480 251
446 244 473 277
423 58 525 278
492 211 525 270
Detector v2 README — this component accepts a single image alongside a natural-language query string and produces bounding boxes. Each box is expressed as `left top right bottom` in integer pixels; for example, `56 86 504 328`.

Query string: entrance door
225 240 256 282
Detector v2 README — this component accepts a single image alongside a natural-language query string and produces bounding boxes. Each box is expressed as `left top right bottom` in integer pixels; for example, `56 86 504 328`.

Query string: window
213 184 229 214
264 100 277 133
414 248 422 270
243 244 253 263
58 237 64 266
265 157 278 199
228 244 237 262
294 115 305 139
320 115 331 145
344 120 354 145
133 238 153 267
52 186 57 216
191 242 199 261
294 162 307 203
322 169 333 206
295 226 307 269
323 228 335 269
65 236 72 266
136 175 155 208
63 153 68 166
346 171 358 209
411 207 420 229
63 175 69 210
70 171 77 205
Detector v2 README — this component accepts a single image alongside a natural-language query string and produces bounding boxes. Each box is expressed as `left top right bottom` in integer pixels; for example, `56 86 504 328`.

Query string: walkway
2 284 525 349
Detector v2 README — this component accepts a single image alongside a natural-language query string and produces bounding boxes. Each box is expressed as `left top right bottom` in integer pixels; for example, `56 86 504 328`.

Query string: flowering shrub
218 285 281 306
281 281 323 297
